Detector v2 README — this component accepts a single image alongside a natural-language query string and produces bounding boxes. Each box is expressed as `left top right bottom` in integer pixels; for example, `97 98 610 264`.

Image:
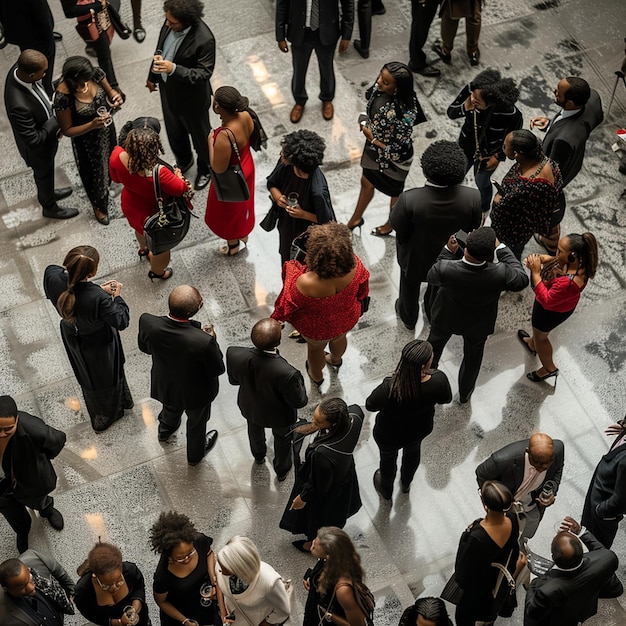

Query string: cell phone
454 230 468 248
358 113 369 126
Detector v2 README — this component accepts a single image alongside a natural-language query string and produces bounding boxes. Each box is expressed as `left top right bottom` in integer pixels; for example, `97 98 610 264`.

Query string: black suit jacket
147 20 215 115
390 184 483 281
524 531 618 626
1 412 66 501
138 314 225 409
276 0 354 46
0 0 54 54
476 439 565 505
427 246 528 337
585 436 626 520
226 347 308 428
541 90 603 187
4 65 60 171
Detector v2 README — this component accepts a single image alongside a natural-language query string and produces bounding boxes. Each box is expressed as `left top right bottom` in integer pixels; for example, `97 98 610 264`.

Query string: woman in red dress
206 86 256 256
110 125 190 280
272 223 370 387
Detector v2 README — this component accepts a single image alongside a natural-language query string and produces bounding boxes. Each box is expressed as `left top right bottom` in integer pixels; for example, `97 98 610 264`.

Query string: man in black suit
226 318 308 481
0 396 66 553
581 419 626 549
4 50 77 220
407 0 441 77
476 433 564 538
530 76 603 252
147 0 215 191
276 0 354 123
390 141 483 330
0 550 75 626
426 227 528 403
524 517 622 626
138 285 225 466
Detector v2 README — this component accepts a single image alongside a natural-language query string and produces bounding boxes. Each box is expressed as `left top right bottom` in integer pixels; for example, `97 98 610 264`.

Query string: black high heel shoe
305 360 323 388
527 368 559 387
517 329 536 355
148 267 173 282
324 351 343 368
348 218 364 235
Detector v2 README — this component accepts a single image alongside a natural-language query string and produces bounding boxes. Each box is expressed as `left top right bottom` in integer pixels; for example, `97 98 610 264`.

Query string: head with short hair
163 0 204 26
118 117 162 149
561 77 591 107
125 128 165 174
0 396 18 419
527 433 555 472
414 597 452 626
17 49 47 76
78 542 123 577
0 559 26 588
281 130 325 174
250 318 282 350
150 511 198 555
480 480 513 512
305 222 356 279
214 86 249 114
551 532 584 569
56 246 100 323
466 227 496 262
421 141 467 186
61 56 96 94
217 536 261 584
168 285 203 320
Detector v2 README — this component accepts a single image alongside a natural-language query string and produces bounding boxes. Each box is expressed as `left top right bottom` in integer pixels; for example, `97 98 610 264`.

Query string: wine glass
199 581 213 607
123 606 139 626
96 106 112 127
287 192 299 208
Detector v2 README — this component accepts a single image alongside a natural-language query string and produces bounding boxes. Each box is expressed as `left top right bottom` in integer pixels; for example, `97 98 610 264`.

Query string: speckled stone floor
1 0 626 625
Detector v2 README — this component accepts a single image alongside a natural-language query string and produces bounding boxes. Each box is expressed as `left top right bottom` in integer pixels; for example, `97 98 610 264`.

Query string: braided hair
125 128 165 174
389 340 434 404
56 246 99 323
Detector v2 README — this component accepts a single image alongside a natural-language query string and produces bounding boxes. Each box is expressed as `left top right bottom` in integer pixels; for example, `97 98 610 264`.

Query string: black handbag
210 128 250 202
290 231 309 264
260 200 280 232
144 165 193 255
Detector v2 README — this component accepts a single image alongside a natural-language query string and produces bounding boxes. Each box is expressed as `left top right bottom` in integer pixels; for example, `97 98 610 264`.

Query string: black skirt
531 300 575 333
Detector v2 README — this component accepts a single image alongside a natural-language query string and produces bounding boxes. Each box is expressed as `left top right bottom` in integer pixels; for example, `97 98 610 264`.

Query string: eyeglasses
94 574 125 591
173 548 196 564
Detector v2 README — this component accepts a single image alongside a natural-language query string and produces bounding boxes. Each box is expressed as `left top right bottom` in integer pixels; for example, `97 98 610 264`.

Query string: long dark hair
389 340 433 404
380 61 422 124
56 246 99 323
565 232 598 280
61 56 96 93
311 398 351 447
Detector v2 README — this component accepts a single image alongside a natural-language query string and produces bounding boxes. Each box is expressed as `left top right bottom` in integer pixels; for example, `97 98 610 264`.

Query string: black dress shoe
395 299 415 331
372 1 386 15
354 40 369 59
85 44 98 58
42 508 64 530
204 430 219 455
432 42 452 64
54 187 73 201
42 206 78 219
194 172 211 190
408 63 441 77
53 31 63 42
17 532 29 553
292 540 311 552
468 51 480 66
373 470 392 500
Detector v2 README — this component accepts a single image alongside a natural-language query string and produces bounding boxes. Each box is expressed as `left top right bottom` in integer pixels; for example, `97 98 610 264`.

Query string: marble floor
1 0 626 624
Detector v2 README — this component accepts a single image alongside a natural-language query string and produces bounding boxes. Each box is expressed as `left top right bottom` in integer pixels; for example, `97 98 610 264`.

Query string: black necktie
310 0 319 30
32 81 52 117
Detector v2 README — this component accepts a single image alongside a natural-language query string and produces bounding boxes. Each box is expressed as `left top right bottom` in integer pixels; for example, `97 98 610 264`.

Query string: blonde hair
218 536 261 584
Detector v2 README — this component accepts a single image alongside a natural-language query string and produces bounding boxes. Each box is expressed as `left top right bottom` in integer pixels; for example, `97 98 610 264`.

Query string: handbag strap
227 592 256 626
215 127 243 166
152 164 164 209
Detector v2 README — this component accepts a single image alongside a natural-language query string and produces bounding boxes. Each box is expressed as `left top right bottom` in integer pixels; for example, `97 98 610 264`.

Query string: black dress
153 533 216 626
280 405 363 541
74 561 150 626
366 371 452 491
43 265 132 432
302 560 345 626
454 514 520 626
53 67 117 215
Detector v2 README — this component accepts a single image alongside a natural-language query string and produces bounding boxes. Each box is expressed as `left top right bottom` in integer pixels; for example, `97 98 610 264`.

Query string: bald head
168 285 202 320
17 50 48 81
528 433 554 472
251 318 282 350
551 531 583 569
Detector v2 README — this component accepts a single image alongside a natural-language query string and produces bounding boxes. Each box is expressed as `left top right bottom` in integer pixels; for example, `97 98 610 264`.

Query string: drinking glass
199 581 213 607
287 192 299 208
123 606 139 626
96 106 112 127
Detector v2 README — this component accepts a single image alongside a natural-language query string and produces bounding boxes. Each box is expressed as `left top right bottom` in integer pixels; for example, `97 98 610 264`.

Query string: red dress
205 129 255 239
109 145 187 234
271 257 370 341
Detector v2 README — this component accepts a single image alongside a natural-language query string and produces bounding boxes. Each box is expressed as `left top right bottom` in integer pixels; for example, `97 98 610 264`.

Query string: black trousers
291 28 337 105
93 31 119 89
428 326 488 400
581 494 620 549
246 422 293 477
409 0 439 68
158 403 212 464
32 152 58 212
356 0 372 48
0 492 54 536
160 90 211 175
377 438 425 492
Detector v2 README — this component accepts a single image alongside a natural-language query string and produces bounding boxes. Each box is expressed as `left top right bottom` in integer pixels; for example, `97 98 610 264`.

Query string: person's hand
361 126 374 142
202 324 216 338
278 40 289 53
605 422 626 436
560 516 581 535
91 115 108 129
303 578 311 591
286 203 306 219
290 494 306 510
530 116 549 130
484 155 499 171
152 58 174 74
538 493 555 507
524 253 541 272
338 38 349 53
493 193 502 204
446 234 460 253
463 95 474 111
108 89 123 108
173 166 183 179
102 280 122 297
146 80 157 92
274 194 289 209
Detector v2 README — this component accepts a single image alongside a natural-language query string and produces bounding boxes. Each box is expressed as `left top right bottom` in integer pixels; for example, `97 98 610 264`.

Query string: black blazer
0 0 54 54
147 20 215 115
475 439 565 504
275 0 354 46
4 65 60 170
541 90 603 187
138 314 225 409
0 412 66 501
585 436 626 520
524 531 618 626
427 246 528 337
226 346 308 428
390 184 483 281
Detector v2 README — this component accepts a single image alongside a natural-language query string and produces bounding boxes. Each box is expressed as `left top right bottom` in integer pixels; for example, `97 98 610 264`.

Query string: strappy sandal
220 237 248 256
148 267 173 282
138 248 149 259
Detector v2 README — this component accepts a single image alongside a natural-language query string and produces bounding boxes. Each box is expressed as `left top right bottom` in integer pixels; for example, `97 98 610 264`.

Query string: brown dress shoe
322 101 334 120
290 104 304 123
